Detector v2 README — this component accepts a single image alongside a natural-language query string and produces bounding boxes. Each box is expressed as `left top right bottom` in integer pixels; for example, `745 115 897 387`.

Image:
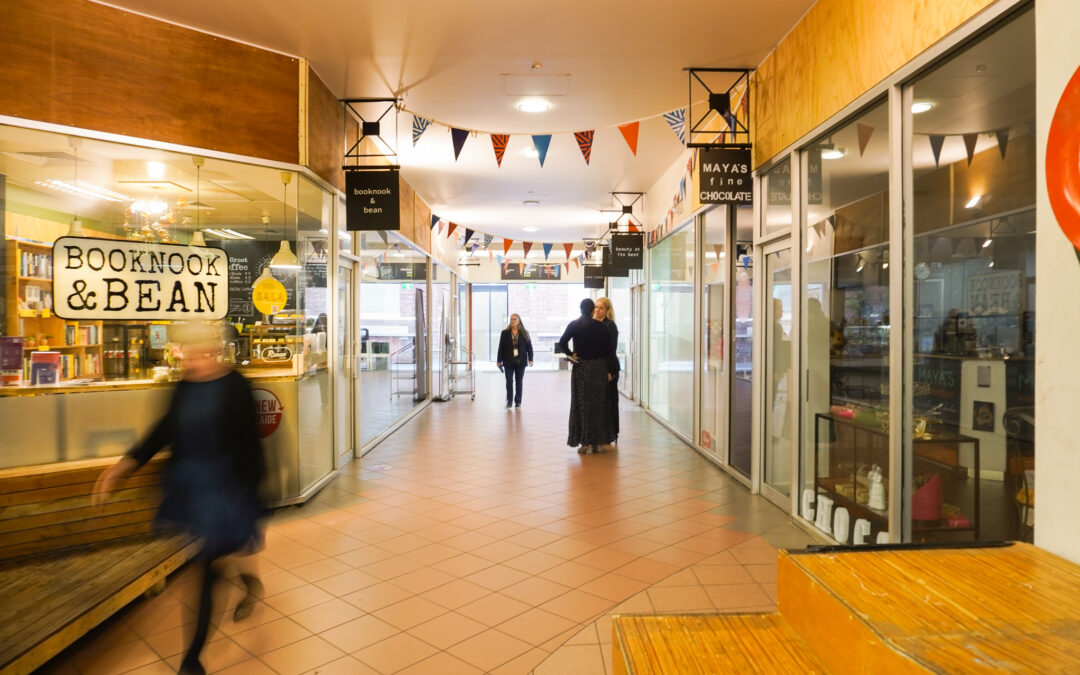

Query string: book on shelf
0 337 24 386
29 351 61 385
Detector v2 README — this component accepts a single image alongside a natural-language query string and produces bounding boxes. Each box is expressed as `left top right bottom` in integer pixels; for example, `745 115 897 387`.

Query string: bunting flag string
574 130 595 164
496 255 503 265
446 222 458 238
663 108 687 145
995 128 1010 160
542 243 553 260
412 115 431 146
532 135 552 167
521 242 533 258
463 228 475 247
929 135 946 166
618 122 639 156
482 233 494 249
437 221 444 235
564 243 574 260
451 127 469 160
491 134 509 167
856 123 875 157
503 238 514 255
430 214 440 229
962 133 979 166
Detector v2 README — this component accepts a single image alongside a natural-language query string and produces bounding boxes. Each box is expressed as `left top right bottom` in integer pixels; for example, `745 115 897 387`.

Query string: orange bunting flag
447 222 458 238
517 261 525 274
564 262 569 274
574 258 581 269
522 242 533 258
628 223 639 232
574 130 595 164
563 243 574 260
503 238 513 255
491 134 509 167
618 122 639 156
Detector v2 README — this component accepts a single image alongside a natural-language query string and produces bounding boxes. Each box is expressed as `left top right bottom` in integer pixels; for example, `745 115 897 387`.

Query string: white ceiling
96 0 815 242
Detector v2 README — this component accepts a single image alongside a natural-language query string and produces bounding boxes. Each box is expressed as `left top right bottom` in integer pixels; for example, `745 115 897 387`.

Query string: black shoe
234 574 263 621
505 402 512 409
515 404 521 409
179 658 206 675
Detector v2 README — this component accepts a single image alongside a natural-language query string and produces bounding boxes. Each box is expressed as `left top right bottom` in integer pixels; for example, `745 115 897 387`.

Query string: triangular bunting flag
564 243 574 260
628 223 639 233
517 261 525 275
463 229 475 247
430 214 439 229
483 233 494 249
377 231 389 246
995 128 1010 160
663 108 687 145
962 133 979 166
412 115 431 146
564 263 569 274
857 123 875 157
503 238 513 255
532 135 552 167
451 127 469 161
437 221 444 235
542 243 553 260
491 134 509 167
522 242 533 258
714 245 723 260
471 243 479 254
929 135 946 167
574 258 580 269
574 130 595 164
496 255 502 265
447 222 458 238
488 250 493 261
618 122 639 156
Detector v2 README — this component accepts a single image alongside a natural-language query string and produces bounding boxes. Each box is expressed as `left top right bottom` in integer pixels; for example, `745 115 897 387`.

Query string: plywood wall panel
0 0 299 164
306 68 346 192
754 0 997 167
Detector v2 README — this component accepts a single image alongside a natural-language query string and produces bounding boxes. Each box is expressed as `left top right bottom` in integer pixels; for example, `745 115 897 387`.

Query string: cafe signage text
699 148 752 206
346 169 400 231
52 237 228 321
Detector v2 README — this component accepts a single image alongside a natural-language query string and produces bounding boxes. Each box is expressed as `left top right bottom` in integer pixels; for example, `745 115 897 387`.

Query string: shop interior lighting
911 101 935 114
222 228 254 240
147 161 166 179
36 178 130 203
521 147 540 159
820 147 846 160
189 156 206 246
251 267 275 289
516 97 551 113
965 194 982 209
270 172 301 269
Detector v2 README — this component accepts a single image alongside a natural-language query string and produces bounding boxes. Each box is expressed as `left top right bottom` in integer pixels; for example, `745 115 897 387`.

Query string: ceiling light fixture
523 226 538 232
189 156 206 246
911 101 935 114
521 147 539 159
36 179 130 203
965 194 982 209
517 97 551 113
270 172 301 269
147 161 166 179
821 147 846 160
523 199 541 206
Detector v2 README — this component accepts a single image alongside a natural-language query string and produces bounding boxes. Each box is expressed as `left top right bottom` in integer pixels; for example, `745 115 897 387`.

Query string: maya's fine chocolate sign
699 147 752 206
52 237 228 321
346 169 400 231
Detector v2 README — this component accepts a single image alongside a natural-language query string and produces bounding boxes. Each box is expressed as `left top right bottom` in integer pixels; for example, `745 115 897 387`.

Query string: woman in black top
594 297 620 442
557 298 615 453
93 321 267 675
497 313 534 408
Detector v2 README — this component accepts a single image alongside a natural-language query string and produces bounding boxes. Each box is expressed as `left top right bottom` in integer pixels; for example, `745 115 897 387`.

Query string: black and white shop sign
699 147 753 206
52 237 229 321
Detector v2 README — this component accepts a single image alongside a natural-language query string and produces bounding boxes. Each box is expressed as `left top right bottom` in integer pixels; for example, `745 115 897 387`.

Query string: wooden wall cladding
398 178 416 243
306 67 347 192
413 195 432 254
1 0 299 164
753 0 996 168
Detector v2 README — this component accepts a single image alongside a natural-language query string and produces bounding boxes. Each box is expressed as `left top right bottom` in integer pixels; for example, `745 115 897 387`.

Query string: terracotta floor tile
334 545 396 568
500 576 572 606
745 563 779 583
647 585 715 612
121 661 178 675
259 636 345 675
539 589 614 624
217 658 279 674
256 570 307 598
456 592 532 627
289 598 366 633
263 585 336 616
397 651 485 674
577 573 651 602
539 560 608 587
731 545 781 565
532 643 606 675
407 610 487 649
352 632 439 673
299 655 380 675
613 558 682 585
446 629 534 672
400 541 462 566
290 557 353 583
566 623 600 646
319 614 400 653
644 546 708 568
341 580 413 612
312 567 382 597
231 617 312 656
498 607 578 645
371 595 448 630
195 636 254 673
574 546 639 571
502 549 567 575
74 639 161 675
704 582 774 610
390 566 457 594
359 555 423 581
463 564 531 591
264 547 327 571
693 564 755 585
489 647 550 675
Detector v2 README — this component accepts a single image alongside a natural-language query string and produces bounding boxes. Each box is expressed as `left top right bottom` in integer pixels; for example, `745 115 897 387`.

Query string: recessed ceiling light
821 147 846 160
523 199 541 206
523 226 538 232
517 97 551 113
147 161 166 179
521 147 539 158
911 101 935 114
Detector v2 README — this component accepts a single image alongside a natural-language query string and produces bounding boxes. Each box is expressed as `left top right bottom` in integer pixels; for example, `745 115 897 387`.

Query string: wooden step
611 612 829 674
779 542 1080 674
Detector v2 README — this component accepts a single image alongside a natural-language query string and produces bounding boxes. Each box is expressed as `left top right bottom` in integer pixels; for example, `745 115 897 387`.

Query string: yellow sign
252 277 287 315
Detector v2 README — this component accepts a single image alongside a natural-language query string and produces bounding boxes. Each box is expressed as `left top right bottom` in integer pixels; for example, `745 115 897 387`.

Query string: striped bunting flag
483 233 494 249
574 130 595 164
412 115 431 146
491 134 509 167
663 108 687 145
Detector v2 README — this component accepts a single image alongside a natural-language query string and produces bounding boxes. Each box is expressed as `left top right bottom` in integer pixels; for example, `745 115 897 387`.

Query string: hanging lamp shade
190 230 206 246
68 219 83 236
251 267 275 289
270 240 300 269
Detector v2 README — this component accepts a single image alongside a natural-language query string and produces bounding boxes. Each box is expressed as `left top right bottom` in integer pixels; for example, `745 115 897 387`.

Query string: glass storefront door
335 262 356 462
763 244 794 499
729 242 754 477
701 207 728 459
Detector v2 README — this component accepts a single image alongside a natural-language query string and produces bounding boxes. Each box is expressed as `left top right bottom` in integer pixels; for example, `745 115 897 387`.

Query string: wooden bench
0 457 197 675
613 542 1080 673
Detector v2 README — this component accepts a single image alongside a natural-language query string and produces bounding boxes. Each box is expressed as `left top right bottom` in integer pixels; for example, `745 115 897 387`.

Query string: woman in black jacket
497 313 534 408
594 297 620 442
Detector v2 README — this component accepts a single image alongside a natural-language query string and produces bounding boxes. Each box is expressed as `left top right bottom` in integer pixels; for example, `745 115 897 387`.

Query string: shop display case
102 324 149 381
815 411 980 542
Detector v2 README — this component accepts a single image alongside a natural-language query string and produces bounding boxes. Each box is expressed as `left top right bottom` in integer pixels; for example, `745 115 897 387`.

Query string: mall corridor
43 372 814 674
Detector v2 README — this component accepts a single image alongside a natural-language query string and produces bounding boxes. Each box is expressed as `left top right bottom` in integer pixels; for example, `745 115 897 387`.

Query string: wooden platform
613 542 1080 674
0 532 197 675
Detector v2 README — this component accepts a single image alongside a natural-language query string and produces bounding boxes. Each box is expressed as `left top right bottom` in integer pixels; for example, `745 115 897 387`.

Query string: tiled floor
43 371 816 674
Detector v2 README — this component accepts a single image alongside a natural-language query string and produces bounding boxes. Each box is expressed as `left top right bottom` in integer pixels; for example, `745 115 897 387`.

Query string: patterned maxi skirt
567 358 615 446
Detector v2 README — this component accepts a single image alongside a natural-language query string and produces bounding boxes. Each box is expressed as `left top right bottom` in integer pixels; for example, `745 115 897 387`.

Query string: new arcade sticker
252 388 283 438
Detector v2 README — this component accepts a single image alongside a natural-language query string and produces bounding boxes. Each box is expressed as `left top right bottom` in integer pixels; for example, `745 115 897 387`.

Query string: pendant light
190 156 206 246
270 171 300 269
251 266 275 289
68 136 83 236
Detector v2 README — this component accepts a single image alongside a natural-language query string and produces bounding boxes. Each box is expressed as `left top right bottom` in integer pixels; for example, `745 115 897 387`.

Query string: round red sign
252 388 283 439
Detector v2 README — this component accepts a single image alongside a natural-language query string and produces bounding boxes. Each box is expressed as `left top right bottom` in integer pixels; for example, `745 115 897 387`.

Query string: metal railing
389 339 416 400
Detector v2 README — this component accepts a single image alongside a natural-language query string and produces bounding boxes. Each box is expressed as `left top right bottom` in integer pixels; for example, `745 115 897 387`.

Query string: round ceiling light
517 97 551 113
821 147 846 160
523 226 538 232
521 147 540 158
911 101 935 114
523 199 541 206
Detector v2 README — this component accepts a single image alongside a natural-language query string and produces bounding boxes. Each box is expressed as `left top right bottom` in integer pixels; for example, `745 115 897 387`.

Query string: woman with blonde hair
496 313 534 408
594 297 621 443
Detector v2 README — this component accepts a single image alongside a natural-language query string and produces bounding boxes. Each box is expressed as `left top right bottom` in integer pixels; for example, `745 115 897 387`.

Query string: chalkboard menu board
222 240 296 321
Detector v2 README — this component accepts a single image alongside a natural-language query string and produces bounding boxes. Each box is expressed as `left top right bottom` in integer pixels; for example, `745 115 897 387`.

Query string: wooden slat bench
0 458 197 675
613 542 1080 673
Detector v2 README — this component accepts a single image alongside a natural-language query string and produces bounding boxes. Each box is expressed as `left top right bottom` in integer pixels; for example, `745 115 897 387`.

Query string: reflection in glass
701 207 727 458
910 8 1035 542
649 226 695 436
762 158 792 237
765 248 793 495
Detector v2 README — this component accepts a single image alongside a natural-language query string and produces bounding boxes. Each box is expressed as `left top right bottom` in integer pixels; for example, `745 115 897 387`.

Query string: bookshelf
4 238 104 382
